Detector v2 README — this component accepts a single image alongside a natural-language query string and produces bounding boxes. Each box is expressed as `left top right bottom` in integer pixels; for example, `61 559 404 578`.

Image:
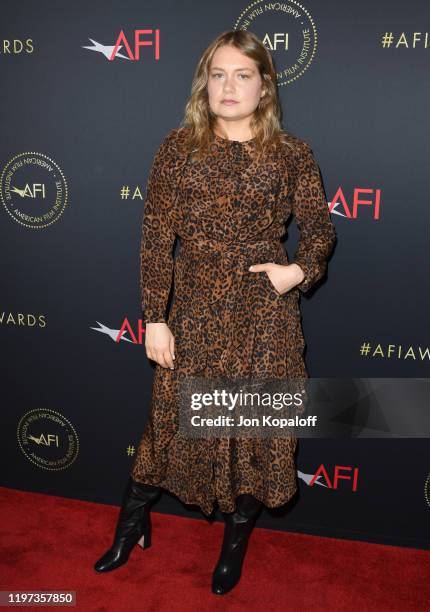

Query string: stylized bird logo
82 38 132 60
11 186 27 197
28 434 44 445
297 469 328 487
90 321 134 342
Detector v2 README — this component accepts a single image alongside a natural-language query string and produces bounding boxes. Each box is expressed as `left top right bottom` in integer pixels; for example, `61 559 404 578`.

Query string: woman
94 29 336 595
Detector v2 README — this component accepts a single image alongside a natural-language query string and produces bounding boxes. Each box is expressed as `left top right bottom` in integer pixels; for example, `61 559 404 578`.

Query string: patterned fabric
131 127 336 516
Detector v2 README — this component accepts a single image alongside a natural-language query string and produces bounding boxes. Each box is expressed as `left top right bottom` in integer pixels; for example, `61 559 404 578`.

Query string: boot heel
137 515 152 550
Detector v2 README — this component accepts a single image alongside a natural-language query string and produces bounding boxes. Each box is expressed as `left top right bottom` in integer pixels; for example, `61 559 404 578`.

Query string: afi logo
83 30 160 61
309 464 359 491
263 33 291 51
11 184 46 198
28 434 59 447
90 319 146 343
330 188 381 220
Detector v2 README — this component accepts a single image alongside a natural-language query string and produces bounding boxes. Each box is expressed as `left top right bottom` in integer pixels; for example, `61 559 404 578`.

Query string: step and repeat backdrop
2 1 429 549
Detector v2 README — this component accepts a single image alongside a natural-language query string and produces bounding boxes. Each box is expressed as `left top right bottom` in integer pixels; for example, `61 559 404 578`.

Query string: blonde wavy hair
179 29 288 160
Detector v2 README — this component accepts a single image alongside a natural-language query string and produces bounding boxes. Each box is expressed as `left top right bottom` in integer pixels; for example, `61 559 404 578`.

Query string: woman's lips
222 100 238 105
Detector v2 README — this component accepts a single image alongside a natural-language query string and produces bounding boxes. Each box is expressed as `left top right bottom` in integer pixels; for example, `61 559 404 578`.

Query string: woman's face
207 44 265 126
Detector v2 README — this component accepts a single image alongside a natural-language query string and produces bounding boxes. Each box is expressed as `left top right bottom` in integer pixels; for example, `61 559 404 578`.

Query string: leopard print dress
130 126 336 516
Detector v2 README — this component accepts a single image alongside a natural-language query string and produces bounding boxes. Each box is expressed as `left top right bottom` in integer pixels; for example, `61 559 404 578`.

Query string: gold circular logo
17 408 79 470
234 0 317 86
0 152 68 228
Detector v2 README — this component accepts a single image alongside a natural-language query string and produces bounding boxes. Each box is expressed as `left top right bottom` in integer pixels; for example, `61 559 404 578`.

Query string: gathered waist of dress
179 237 284 261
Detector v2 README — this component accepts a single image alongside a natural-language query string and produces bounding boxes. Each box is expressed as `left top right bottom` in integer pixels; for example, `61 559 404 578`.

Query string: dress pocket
262 270 283 299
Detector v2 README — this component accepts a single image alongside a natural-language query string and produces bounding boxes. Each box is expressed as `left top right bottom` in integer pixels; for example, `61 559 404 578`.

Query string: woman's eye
211 73 249 79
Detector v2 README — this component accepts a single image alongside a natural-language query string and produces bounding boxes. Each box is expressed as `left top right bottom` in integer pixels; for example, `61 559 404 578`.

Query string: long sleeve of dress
140 130 177 323
289 140 337 294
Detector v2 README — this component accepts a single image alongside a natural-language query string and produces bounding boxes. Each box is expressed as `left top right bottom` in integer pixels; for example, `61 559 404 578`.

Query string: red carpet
1 486 429 611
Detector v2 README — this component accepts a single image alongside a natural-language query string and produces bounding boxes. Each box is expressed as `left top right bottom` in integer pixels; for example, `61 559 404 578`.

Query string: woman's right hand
144 322 176 369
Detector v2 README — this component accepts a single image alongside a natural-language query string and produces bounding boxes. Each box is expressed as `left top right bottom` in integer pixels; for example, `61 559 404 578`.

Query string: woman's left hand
248 262 305 295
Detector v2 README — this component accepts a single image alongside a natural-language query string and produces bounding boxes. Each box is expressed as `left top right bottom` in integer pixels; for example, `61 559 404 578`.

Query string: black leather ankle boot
94 477 162 573
211 493 263 595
